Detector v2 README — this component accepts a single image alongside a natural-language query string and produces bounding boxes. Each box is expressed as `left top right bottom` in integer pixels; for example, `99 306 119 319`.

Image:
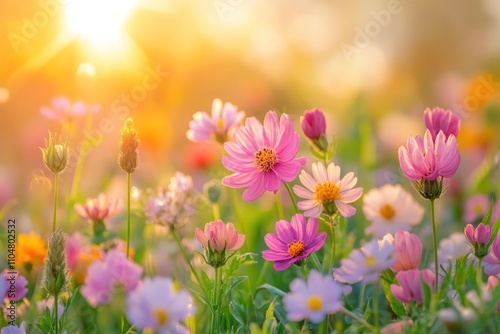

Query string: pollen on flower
474 205 483 214
379 204 396 220
217 118 224 131
365 255 377 267
254 148 277 172
313 182 340 204
287 240 305 257
307 295 323 311
153 309 169 326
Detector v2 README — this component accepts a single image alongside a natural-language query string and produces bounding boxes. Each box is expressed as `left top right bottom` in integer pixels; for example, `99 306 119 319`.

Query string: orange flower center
307 296 323 311
313 182 340 204
153 309 169 326
379 204 395 220
365 255 376 267
254 148 277 172
288 240 305 257
474 205 483 214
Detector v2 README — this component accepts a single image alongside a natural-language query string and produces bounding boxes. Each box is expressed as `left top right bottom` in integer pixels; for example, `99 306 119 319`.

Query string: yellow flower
17 232 47 270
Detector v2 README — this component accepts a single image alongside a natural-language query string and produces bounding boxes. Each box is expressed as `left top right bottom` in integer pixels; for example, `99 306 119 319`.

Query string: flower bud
464 223 492 258
118 118 139 174
41 133 68 174
42 227 70 297
301 108 326 140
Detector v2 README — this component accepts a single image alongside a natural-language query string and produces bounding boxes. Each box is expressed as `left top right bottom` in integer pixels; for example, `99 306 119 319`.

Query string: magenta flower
195 220 245 253
483 234 500 276
398 129 460 181
301 108 326 140
293 162 363 218
389 231 423 273
41 96 100 120
1 271 28 302
424 107 460 141
390 269 436 304
187 98 245 144
222 111 306 202
465 223 491 246
81 249 142 306
74 193 121 221
262 214 326 271
126 277 195 334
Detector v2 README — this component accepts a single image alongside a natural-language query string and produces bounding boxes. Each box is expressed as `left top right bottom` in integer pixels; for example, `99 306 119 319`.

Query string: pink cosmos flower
222 111 306 202
387 231 423 273
262 214 326 271
195 220 245 253
390 269 436 304
465 223 491 247
483 234 500 276
82 249 142 306
41 97 100 120
464 194 500 224
424 107 460 141
363 184 424 237
74 193 121 221
126 277 195 334
398 130 460 181
334 237 394 284
293 162 363 218
1 271 28 301
301 108 326 140
187 98 245 144
283 270 343 323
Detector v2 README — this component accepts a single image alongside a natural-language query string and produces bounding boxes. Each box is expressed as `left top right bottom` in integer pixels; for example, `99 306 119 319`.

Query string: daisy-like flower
187 98 245 144
464 194 500 224
126 277 195 334
283 270 343 323
436 232 470 271
334 237 395 284
262 214 326 271
222 111 306 202
41 96 100 120
293 162 363 218
74 193 121 222
363 184 424 237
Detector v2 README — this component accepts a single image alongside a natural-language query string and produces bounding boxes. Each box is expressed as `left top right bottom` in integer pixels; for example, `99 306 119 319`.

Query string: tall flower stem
284 182 299 213
373 282 379 331
327 215 336 272
126 172 131 258
429 199 439 288
212 203 221 221
213 266 223 334
477 257 483 283
52 172 60 233
340 307 377 332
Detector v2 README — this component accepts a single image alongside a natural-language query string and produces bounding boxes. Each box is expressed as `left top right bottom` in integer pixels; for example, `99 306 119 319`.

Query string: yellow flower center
313 182 340 204
365 255 376 267
254 148 277 172
153 309 169 326
287 241 305 257
474 205 483 214
307 296 323 311
217 118 224 131
379 204 396 220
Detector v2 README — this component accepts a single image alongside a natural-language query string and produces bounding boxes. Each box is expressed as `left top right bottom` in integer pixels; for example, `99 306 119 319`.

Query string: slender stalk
373 282 379 331
328 216 336 272
300 264 308 279
477 257 483 283
276 192 284 219
54 293 59 334
52 173 60 233
126 173 131 258
212 203 221 221
429 199 439 289
230 189 246 245
340 306 377 332
311 253 322 272
284 182 299 213
214 266 223 334
171 229 207 295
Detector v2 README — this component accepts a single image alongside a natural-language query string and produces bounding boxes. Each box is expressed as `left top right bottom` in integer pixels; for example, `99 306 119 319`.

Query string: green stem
276 192 284 220
126 173 131 258
230 189 247 250
214 266 222 334
477 257 483 283
311 253 322 272
300 264 308 279
340 306 377 332
212 203 221 221
429 199 439 291
54 293 59 334
328 218 336 272
52 173 60 233
373 282 379 331
171 229 207 295
284 182 299 213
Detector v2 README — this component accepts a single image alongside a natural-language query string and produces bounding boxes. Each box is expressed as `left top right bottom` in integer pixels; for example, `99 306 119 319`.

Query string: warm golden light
64 0 136 46
0 87 9 104
77 62 96 77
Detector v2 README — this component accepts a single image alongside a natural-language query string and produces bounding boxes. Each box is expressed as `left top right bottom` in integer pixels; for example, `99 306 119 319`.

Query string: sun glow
64 0 137 46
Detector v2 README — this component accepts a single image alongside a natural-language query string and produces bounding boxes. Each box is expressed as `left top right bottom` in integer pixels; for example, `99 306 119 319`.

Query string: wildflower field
1 1 500 333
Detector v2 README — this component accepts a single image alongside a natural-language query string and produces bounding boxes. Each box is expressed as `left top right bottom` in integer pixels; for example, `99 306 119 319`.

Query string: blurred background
1 0 500 234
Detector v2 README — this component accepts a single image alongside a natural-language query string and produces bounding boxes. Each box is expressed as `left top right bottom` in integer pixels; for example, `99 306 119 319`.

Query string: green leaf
380 269 406 317
223 276 248 300
229 301 247 327
200 270 212 295
481 200 495 226
256 284 286 297
265 298 276 320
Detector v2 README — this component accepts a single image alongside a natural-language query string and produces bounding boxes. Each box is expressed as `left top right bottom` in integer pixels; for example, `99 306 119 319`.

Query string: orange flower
17 232 47 270
72 246 102 284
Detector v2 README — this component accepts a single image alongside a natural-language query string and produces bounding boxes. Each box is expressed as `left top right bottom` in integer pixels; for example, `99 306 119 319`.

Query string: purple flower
1 322 27 334
262 214 326 271
284 270 343 323
187 98 245 143
424 107 460 141
398 129 460 181
41 96 100 120
81 249 142 306
1 270 28 302
126 277 195 334
222 111 306 202
301 108 326 140
483 234 500 276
